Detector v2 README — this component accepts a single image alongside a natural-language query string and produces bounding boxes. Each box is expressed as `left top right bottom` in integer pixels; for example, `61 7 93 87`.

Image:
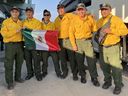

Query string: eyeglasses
100 8 109 11
77 8 84 11
44 14 50 16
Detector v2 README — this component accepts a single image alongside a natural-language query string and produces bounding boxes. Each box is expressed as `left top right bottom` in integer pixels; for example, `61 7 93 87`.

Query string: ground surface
0 50 128 96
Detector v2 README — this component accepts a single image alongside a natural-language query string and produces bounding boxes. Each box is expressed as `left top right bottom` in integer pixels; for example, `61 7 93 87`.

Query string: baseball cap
76 3 86 10
100 3 111 9
57 4 64 9
10 6 20 12
25 7 34 12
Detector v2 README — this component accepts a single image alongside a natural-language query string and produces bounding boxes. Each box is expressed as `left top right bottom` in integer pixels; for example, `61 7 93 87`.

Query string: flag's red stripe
45 30 60 51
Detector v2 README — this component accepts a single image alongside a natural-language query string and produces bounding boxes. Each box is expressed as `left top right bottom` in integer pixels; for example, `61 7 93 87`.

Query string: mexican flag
22 28 60 51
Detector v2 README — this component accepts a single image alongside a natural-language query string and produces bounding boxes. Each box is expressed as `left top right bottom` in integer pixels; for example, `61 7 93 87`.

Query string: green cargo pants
75 39 98 78
4 42 24 85
58 39 78 76
99 44 122 88
24 49 41 77
41 51 61 75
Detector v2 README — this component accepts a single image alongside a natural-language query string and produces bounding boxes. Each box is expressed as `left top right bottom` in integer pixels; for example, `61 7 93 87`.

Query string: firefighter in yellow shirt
41 9 62 78
0 6 24 90
69 3 100 85
97 3 128 95
54 4 78 80
23 7 42 81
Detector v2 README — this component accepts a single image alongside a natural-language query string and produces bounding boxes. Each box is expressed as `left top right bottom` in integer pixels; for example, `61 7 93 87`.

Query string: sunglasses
44 14 50 16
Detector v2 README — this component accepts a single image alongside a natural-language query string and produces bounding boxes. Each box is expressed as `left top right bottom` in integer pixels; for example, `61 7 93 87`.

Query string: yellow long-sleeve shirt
23 18 42 30
54 13 75 39
69 15 97 48
97 14 128 46
54 16 61 31
0 17 23 43
41 21 55 30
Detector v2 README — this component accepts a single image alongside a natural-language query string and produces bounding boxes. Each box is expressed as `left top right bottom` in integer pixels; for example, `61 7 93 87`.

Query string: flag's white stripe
31 30 49 51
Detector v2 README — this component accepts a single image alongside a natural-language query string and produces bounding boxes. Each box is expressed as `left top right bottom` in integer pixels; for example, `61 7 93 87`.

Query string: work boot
36 74 43 81
56 73 63 78
42 72 48 78
7 83 14 90
73 74 78 81
91 78 100 87
81 77 86 84
61 69 68 79
25 74 34 80
113 86 121 95
102 81 112 89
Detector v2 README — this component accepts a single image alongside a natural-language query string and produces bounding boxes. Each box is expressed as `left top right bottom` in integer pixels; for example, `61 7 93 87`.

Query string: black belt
5 42 22 44
102 42 120 48
59 38 69 40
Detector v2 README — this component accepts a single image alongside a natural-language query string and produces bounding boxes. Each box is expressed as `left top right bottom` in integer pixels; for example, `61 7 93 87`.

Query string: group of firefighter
0 2 128 95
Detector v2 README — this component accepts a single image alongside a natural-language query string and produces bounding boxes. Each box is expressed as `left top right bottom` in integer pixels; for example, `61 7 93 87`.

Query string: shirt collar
10 17 20 23
102 14 112 20
43 21 51 25
26 17 35 21
77 14 88 21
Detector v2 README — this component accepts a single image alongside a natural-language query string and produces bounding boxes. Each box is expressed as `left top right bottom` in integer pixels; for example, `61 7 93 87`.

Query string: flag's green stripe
22 29 36 50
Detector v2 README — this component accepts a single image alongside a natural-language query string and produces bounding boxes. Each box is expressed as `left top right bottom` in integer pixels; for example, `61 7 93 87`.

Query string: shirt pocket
7 24 16 31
